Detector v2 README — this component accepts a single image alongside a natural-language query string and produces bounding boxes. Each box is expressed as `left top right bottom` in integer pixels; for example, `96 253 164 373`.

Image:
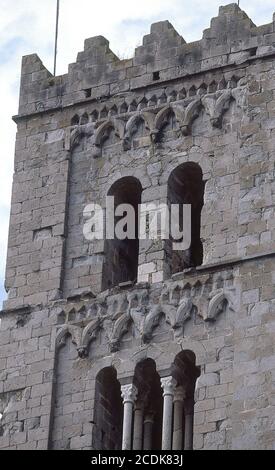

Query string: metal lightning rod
53 0 60 76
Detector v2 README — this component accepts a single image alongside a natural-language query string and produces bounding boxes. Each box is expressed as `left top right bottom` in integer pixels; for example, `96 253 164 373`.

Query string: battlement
17 3 275 117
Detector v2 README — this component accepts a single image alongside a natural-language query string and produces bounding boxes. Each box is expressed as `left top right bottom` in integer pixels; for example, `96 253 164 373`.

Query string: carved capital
121 384 138 404
161 376 177 397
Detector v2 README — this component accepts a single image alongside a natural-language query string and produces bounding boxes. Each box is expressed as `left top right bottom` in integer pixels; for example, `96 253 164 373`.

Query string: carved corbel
204 289 235 322
113 117 125 140
162 297 193 340
123 114 142 149
94 120 114 146
91 120 113 158
202 90 232 128
106 312 132 352
143 110 156 141
231 86 247 110
130 306 146 339
171 298 193 329
77 318 102 358
123 111 156 148
180 98 202 135
55 324 82 350
154 105 171 131
150 104 177 143
123 114 141 150
142 304 163 343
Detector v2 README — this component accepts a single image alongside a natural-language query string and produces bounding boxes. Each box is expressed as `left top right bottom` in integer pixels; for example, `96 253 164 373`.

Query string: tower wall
1 4 275 450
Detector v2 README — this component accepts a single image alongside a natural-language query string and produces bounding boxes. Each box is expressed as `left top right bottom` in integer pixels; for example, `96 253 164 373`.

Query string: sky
0 0 274 308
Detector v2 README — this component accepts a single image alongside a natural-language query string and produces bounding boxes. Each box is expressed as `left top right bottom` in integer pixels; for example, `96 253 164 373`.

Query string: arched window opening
167 162 205 275
118 353 200 451
132 359 163 450
102 177 142 290
171 351 200 450
92 367 123 450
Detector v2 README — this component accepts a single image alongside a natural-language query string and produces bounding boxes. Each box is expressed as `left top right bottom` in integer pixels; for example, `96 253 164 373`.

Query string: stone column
161 376 176 450
143 412 154 450
184 397 194 450
121 384 138 450
133 400 144 450
172 386 185 450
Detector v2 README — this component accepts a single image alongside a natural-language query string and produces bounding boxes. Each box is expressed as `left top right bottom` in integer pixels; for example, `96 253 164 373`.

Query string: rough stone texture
2 4 275 449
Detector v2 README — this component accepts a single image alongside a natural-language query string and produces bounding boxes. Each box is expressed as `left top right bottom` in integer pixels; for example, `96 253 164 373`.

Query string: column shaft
161 377 176 450
143 414 154 450
172 387 185 450
133 402 144 450
121 384 138 450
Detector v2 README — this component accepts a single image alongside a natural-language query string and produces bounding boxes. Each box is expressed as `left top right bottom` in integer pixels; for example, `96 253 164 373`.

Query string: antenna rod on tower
53 0 60 76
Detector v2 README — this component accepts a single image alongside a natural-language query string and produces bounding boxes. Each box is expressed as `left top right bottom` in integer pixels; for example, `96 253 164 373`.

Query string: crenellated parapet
16 4 275 118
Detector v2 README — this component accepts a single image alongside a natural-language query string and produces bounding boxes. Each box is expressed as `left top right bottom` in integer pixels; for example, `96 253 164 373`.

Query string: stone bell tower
1 3 275 450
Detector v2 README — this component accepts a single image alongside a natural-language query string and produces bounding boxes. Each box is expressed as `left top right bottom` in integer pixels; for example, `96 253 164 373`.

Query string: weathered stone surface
2 3 275 450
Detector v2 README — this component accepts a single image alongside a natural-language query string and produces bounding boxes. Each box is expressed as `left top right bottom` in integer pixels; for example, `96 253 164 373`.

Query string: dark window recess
92 367 123 450
249 47 257 57
167 162 205 275
102 177 142 290
153 71 160 81
85 88 92 98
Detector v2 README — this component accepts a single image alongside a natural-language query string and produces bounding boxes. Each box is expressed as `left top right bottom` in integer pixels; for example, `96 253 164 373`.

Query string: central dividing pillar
133 400 144 450
121 384 138 450
161 376 176 450
143 412 154 450
172 386 185 450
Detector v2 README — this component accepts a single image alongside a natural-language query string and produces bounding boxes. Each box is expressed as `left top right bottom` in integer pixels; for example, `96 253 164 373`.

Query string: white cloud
0 1 274 307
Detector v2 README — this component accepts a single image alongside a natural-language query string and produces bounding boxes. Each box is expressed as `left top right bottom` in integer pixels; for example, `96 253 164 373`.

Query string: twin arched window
92 352 200 450
102 163 205 290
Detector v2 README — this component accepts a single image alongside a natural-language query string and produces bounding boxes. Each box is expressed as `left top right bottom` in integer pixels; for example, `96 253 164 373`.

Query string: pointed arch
100 106 108 119
208 81 217 93
80 112 89 125
120 102 128 114
177 88 186 100
71 114 80 126
90 109 99 122
188 85 197 97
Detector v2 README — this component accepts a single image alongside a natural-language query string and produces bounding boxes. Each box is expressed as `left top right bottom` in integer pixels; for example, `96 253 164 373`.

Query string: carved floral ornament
55 286 236 358
68 85 247 156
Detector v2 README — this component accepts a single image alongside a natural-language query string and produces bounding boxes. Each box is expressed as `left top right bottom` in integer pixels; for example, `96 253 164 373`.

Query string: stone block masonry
1 4 275 450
